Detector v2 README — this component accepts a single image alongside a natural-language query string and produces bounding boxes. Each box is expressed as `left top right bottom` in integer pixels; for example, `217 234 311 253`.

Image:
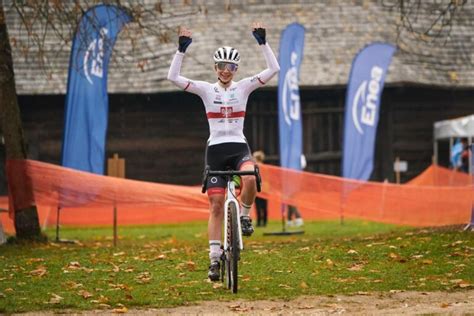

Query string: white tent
433 114 474 174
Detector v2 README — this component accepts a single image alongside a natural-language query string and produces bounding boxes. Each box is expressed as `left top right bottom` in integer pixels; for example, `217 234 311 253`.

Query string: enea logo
282 51 300 126
83 27 108 85
352 66 383 134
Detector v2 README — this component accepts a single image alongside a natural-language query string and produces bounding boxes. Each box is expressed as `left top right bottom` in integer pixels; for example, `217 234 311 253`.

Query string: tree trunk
0 4 42 240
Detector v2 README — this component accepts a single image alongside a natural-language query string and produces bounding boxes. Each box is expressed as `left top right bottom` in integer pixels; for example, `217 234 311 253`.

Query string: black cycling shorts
205 142 254 195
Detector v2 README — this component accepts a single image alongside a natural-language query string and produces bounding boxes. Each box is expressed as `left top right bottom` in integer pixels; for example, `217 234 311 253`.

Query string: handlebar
201 165 262 194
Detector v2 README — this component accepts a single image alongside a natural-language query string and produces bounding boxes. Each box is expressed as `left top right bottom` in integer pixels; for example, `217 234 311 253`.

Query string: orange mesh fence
1 159 210 233
257 164 473 227
1 159 472 234
407 164 472 186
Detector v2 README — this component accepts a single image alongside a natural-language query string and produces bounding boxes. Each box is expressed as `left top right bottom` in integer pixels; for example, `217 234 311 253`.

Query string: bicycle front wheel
229 201 240 293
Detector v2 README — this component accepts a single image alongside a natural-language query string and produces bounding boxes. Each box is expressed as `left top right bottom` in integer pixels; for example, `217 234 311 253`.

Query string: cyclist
167 22 280 281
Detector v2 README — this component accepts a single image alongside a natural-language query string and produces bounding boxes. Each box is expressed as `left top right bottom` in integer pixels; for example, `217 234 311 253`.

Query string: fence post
107 153 125 246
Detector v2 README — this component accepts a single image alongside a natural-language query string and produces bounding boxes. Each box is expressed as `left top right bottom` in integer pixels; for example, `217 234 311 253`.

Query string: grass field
0 220 473 313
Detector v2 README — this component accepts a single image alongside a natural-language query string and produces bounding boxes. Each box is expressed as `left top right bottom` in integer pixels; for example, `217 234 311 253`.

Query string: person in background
460 138 470 173
286 154 306 227
252 151 268 227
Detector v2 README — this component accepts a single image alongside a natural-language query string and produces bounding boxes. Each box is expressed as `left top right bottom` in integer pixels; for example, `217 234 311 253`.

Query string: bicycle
201 165 261 293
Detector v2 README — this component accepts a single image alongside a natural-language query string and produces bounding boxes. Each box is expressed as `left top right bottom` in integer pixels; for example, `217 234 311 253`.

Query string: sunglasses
216 62 238 72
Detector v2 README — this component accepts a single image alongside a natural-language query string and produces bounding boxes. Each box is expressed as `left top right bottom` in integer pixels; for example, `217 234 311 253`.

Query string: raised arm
167 27 209 95
167 27 192 89
257 42 280 84
241 22 280 93
252 22 280 83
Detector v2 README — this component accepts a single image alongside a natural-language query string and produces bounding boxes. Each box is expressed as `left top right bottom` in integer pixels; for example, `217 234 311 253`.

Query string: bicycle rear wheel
229 202 240 293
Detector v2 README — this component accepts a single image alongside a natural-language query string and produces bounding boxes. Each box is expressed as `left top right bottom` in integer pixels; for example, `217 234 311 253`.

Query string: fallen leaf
67 262 81 269
228 304 249 312
91 295 109 304
112 306 128 313
389 289 402 293
110 262 120 273
186 261 196 271
64 281 83 289
26 258 45 264
136 272 151 284
78 290 93 299
388 252 399 259
298 305 315 309
108 283 131 291
458 280 471 288
30 266 48 277
46 293 63 304
155 254 166 260
422 259 433 265
440 302 451 308
300 281 309 289
347 249 358 254
348 263 364 271
449 279 464 284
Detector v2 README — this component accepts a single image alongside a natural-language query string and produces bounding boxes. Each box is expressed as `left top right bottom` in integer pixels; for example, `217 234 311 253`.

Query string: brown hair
252 150 265 163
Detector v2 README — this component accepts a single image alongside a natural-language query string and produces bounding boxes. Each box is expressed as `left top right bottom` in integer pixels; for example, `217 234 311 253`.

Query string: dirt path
13 290 474 316
15 290 474 315
153 290 474 315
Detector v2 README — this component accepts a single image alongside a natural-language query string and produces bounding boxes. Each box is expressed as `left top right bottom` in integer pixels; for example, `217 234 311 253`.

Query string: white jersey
167 43 280 146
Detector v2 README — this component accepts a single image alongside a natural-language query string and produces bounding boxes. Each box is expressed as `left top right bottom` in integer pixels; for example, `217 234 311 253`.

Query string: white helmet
213 46 240 64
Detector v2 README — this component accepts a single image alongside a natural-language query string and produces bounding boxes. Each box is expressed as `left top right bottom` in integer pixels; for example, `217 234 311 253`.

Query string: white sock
209 240 221 262
241 202 252 217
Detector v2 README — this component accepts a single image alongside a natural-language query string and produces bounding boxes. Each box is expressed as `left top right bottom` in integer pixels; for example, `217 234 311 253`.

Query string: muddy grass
14 289 474 315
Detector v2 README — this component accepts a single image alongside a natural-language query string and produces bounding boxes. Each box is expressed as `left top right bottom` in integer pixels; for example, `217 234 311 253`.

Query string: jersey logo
221 107 233 116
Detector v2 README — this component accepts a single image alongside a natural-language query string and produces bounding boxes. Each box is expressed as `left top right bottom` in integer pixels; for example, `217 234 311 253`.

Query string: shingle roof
4 0 474 95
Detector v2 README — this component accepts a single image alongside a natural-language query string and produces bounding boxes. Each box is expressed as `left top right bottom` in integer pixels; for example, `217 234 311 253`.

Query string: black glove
178 36 192 53
252 28 266 45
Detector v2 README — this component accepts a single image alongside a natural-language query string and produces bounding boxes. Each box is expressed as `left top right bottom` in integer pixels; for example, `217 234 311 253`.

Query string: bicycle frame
223 180 243 251
201 166 262 251
201 166 261 293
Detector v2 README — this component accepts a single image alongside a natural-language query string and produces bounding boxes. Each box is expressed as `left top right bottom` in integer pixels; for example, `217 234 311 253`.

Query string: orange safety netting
1 159 473 234
407 164 472 186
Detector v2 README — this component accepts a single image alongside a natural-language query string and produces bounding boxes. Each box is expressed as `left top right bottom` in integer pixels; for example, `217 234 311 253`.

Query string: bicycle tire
225 205 232 289
230 202 240 293
220 246 225 283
